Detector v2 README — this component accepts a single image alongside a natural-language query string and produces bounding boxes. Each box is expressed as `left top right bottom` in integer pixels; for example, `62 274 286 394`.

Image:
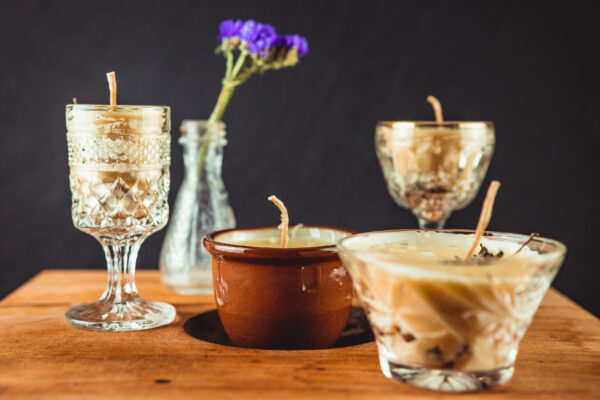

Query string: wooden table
0 270 598 399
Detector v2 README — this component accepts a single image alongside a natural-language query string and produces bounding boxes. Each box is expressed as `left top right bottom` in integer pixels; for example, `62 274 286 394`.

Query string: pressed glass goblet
375 122 495 228
338 229 566 392
65 104 175 331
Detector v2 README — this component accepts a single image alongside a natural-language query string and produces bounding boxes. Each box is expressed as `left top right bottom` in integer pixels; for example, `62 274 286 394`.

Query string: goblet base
379 355 514 392
65 296 176 332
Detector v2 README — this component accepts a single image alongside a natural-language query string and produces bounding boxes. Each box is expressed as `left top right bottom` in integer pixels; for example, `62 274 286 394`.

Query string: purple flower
272 34 309 57
237 20 277 56
217 19 243 40
216 19 308 61
289 34 309 56
271 35 291 47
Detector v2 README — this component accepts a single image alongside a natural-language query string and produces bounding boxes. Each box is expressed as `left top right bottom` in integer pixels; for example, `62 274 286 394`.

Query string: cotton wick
511 232 539 257
465 181 501 259
268 195 289 248
72 97 78 104
427 95 444 124
106 71 117 111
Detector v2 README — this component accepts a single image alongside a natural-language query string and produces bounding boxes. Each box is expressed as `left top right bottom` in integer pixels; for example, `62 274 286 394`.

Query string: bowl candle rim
204 225 356 262
338 228 566 267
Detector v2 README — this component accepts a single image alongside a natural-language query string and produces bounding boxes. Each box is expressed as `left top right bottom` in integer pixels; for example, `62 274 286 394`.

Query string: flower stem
208 82 236 124
197 49 249 177
229 49 248 81
225 50 234 79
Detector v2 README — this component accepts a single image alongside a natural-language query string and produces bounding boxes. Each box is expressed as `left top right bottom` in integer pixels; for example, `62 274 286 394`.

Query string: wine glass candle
203 196 354 348
375 96 495 228
337 182 566 392
65 72 175 331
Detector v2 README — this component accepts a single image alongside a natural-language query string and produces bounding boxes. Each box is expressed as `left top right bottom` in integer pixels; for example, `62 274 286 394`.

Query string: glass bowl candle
338 229 566 392
375 121 495 228
203 225 354 349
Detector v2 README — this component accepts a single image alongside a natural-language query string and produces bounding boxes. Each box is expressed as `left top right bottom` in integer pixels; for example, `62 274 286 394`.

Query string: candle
214 225 344 248
339 230 565 391
67 73 167 138
220 236 333 248
66 73 170 226
337 182 566 392
375 96 495 228
203 196 355 349
64 72 174 332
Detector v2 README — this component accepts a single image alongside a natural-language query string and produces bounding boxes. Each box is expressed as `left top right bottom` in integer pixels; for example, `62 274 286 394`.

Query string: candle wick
511 232 539 257
72 97 78 104
465 180 501 259
268 195 289 248
427 95 444 124
106 71 117 111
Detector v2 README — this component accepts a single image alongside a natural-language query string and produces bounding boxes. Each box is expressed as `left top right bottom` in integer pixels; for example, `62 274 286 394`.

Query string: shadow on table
183 306 374 349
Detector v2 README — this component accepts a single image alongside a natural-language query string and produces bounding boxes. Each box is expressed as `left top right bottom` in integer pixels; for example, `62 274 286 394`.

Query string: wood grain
0 270 598 399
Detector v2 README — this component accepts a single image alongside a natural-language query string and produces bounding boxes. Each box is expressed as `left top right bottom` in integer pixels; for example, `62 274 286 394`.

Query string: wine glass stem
98 236 144 304
418 219 446 229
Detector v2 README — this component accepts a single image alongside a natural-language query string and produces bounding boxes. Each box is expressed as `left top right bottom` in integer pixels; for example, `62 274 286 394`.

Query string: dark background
0 1 598 315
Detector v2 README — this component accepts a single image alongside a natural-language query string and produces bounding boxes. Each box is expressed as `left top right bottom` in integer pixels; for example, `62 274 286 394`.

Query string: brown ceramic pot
203 225 355 349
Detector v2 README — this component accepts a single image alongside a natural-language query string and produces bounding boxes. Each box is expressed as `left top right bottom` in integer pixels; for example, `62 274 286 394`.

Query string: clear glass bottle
159 120 236 294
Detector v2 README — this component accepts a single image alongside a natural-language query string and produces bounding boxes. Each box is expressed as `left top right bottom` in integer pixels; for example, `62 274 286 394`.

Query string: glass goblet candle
203 225 354 349
338 229 565 392
65 104 175 331
375 122 495 228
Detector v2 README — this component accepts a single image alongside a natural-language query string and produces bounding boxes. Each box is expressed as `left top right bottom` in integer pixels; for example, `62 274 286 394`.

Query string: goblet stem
98 235 143 304
418 218 446 229
65 234 176 332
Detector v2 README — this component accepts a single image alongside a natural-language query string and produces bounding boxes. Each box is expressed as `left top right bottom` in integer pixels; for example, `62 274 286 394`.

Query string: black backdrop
1 1 598 315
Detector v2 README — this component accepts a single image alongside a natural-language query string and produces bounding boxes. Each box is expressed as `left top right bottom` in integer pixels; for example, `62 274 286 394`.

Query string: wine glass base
65 297 176 332
379 355 514 392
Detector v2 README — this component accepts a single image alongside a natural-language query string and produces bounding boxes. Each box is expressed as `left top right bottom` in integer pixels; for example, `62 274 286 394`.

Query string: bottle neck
179 120 227 179
182 140 225 177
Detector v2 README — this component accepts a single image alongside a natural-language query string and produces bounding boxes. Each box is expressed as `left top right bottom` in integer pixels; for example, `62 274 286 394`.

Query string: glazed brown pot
203 225 355 349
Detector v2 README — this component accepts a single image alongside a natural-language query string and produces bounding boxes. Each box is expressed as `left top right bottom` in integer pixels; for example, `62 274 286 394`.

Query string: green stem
225 50 233 79
197 49 249 177
234 69 255 84
208 82 236 124
230 49 248 81
196 84 235 177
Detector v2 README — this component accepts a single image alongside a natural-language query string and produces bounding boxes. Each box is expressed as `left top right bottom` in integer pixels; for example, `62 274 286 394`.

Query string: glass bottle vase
159 120 236 295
